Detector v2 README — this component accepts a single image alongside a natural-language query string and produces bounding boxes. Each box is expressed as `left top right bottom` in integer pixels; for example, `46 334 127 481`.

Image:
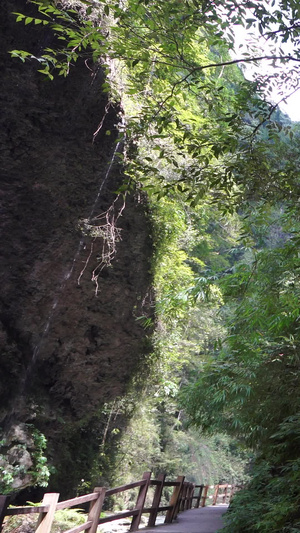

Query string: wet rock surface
0 0 153 495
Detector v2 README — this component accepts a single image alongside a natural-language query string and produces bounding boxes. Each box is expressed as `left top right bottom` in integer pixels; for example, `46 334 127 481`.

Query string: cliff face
0 0 153 496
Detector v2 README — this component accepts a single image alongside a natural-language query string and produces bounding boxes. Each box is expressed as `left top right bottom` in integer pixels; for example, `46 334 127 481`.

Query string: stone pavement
140 505 228 533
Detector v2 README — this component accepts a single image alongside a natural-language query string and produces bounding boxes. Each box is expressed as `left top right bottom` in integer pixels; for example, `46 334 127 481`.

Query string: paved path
141 505 228 533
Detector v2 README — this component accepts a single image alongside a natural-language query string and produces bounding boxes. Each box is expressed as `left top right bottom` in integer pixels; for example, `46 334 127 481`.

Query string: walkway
142 505 228 533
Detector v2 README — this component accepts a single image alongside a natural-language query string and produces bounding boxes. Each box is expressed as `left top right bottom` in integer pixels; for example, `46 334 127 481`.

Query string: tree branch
248 85 300 140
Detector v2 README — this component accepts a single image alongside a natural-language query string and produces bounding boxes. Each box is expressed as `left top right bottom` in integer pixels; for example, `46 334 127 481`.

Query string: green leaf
13 12 25 22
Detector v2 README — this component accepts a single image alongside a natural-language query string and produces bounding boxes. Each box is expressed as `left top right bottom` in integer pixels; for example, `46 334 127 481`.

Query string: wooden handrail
56 492 99 510
0 475 238 533
148 473 165 527
130 471 152 531
65 520 93 533
99 509 139 524
201 485 209 507
85 487 106 533
165 475 185 523
106 479 147 497
5 506 50 515
212 483 240 505
143 505 171 513
36 493 59 533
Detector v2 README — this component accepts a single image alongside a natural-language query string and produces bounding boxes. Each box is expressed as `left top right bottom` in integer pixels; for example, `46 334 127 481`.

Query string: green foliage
0 426 51 494
112 395 249 499
181 196 300 530
11 2 107 79
10 0 300 208
30 427 52 487
222 449 300 532
109 192 250 502
0 457 15 495
52 508 87 532
151 197 195 323
2 507 86 533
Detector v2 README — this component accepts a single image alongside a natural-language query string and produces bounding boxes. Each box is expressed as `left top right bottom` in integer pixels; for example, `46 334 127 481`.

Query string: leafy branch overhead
10 0 300 206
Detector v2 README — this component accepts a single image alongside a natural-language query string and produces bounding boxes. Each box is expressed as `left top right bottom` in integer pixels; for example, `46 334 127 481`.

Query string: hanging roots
78 194 126 295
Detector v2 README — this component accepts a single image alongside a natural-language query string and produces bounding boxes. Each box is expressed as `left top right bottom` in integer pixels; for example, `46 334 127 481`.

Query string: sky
232 15 300 122
279 90 300 122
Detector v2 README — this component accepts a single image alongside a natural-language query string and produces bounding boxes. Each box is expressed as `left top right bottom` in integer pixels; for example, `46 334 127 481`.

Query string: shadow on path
141 505 228 533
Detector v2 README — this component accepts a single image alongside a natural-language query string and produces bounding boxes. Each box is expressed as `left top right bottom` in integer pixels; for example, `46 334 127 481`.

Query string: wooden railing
0 473 224 533
212 483 242 506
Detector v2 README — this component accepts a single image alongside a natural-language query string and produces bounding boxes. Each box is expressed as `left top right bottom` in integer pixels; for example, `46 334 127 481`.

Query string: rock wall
0 0 153 496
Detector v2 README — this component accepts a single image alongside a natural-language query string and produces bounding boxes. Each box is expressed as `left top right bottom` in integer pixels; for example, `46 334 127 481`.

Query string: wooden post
185 483 190 511
223 484 228 504
36 493 59 533
212 484 219 506
148 474 166 527
180 483 187 512
188 484 195 509
130 471 151 532
86 487 106 533
0 495 9 532
184 483 191 511
195 485 203 508
164 476 185 523
201 485 209 507
185 484 189 510
229 484 235 503
172 477 185 520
